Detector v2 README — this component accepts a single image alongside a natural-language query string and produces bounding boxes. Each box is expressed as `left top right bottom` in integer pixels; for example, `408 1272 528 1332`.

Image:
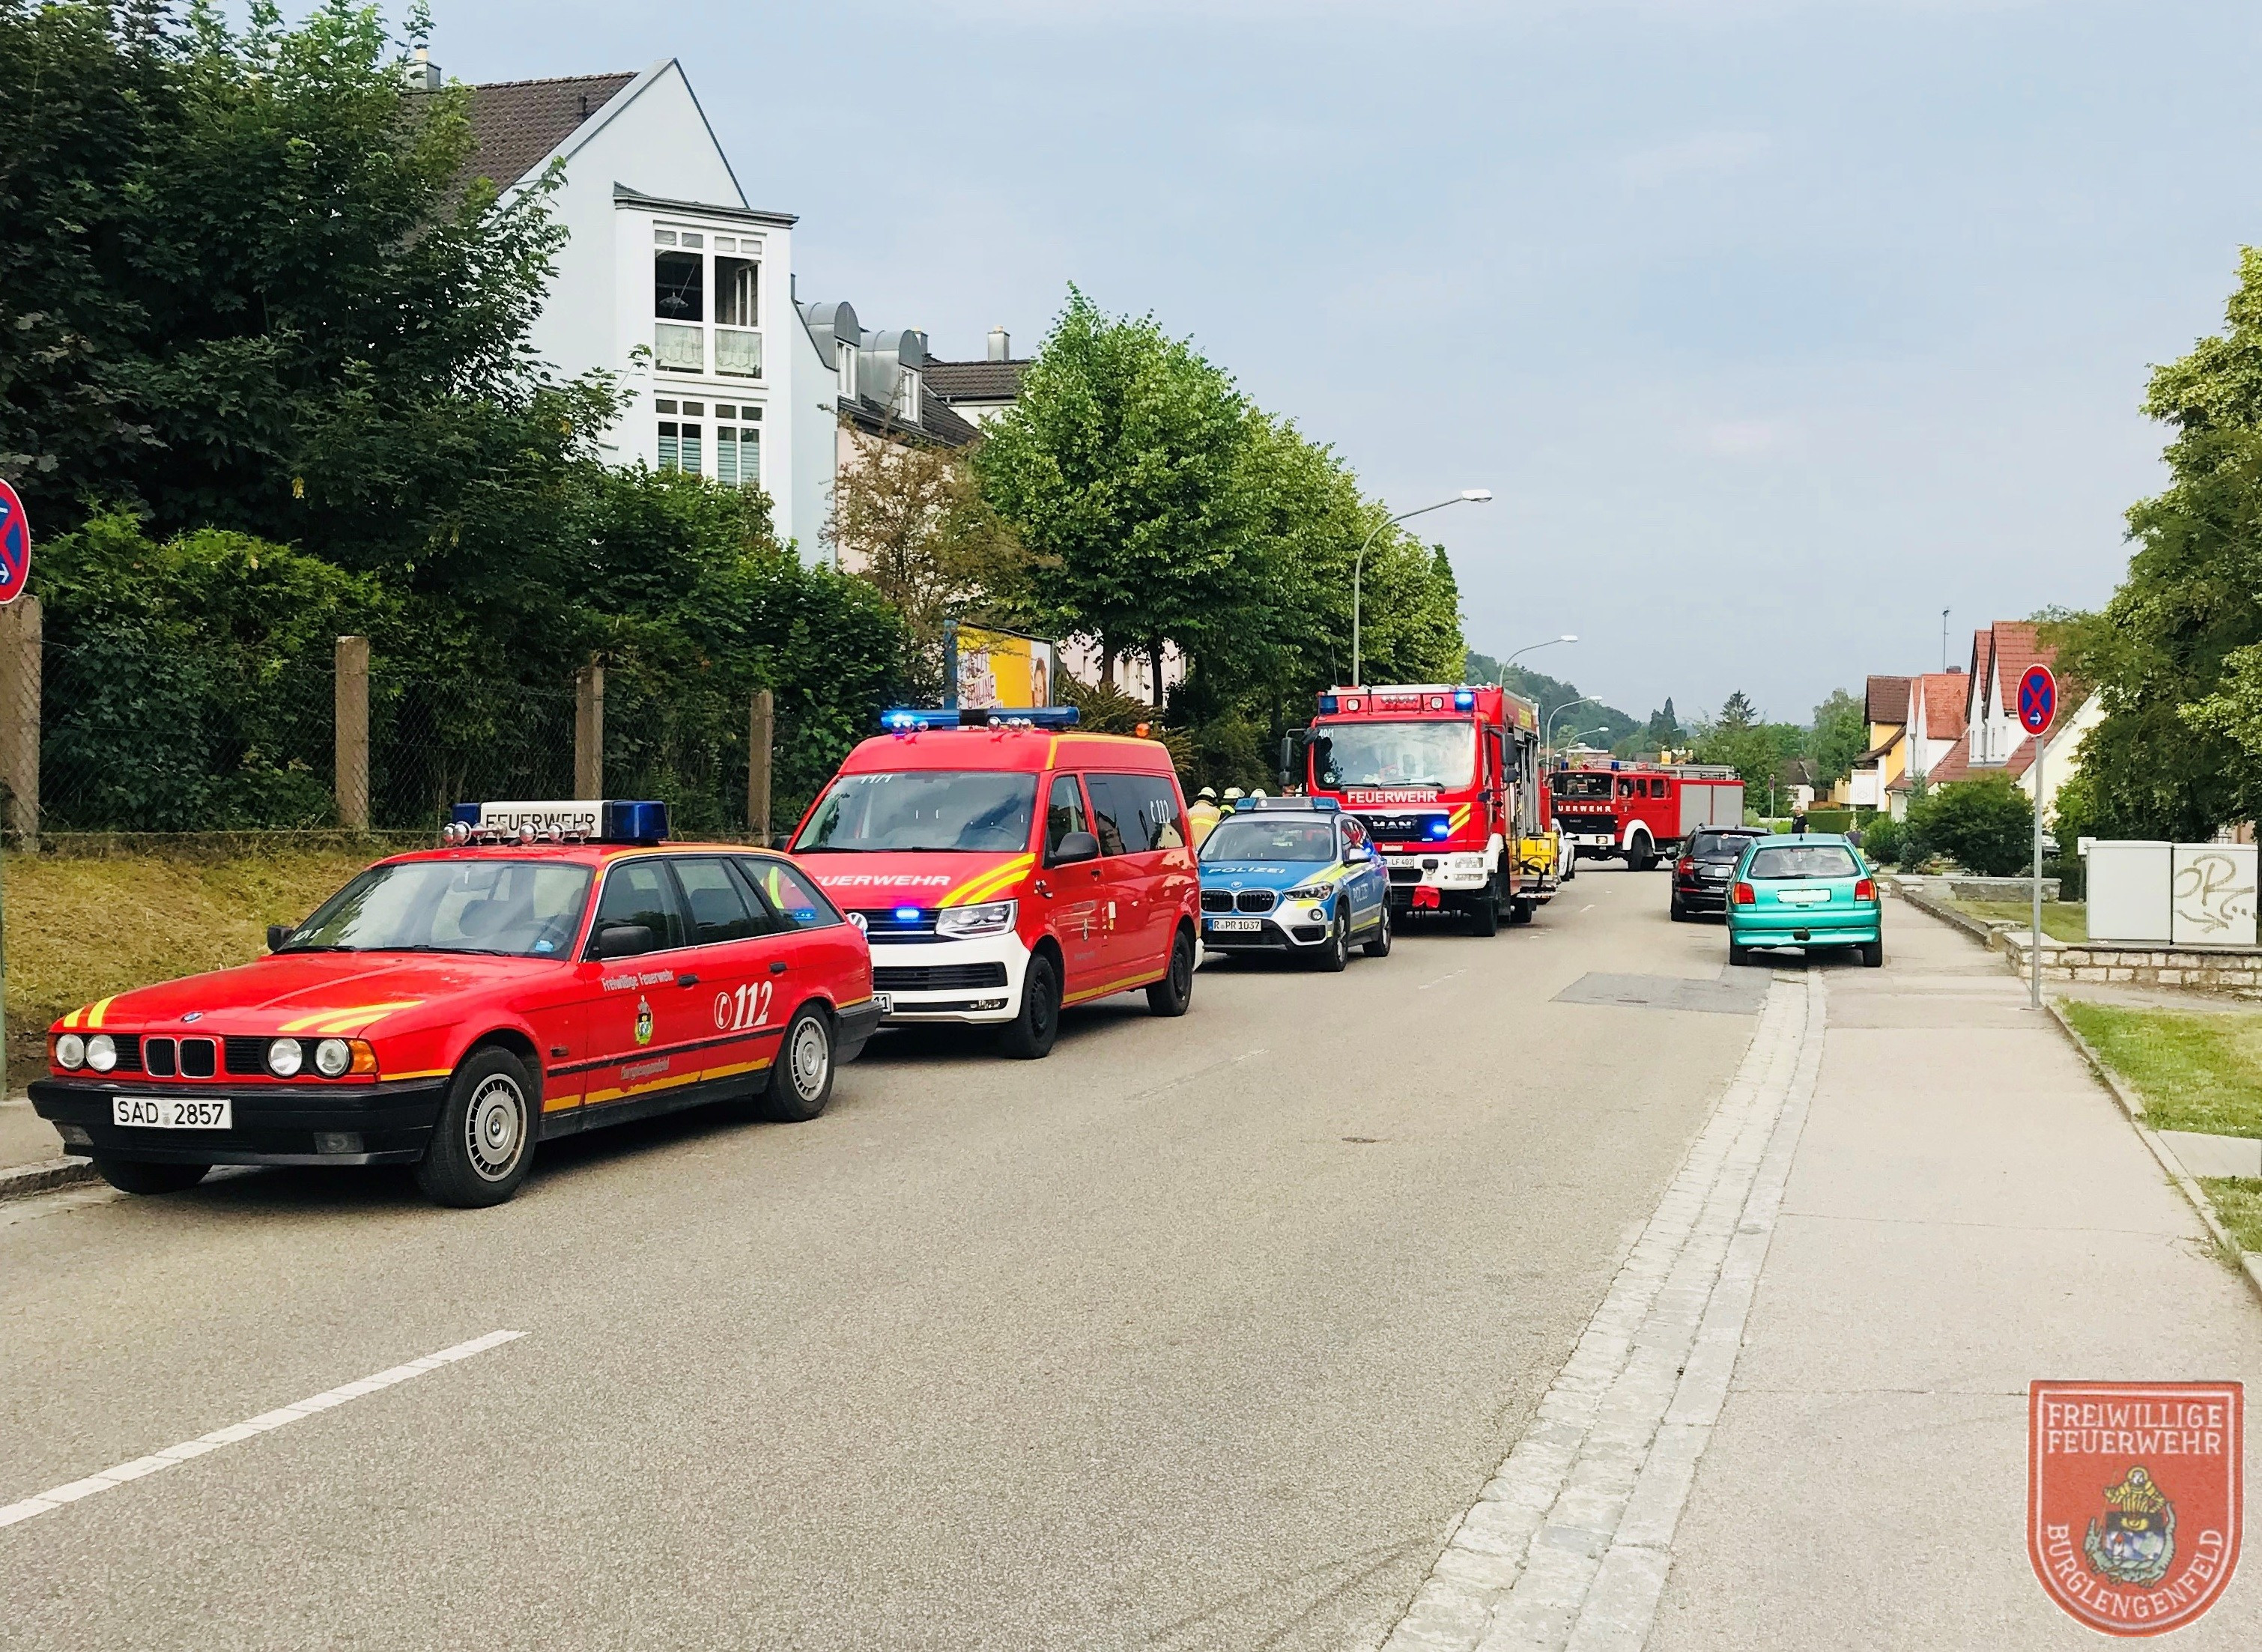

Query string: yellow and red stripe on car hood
942 853 1036 908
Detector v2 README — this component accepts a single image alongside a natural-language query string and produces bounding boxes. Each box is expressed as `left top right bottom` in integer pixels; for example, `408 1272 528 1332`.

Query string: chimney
986 326 1010 362
405 45 441 93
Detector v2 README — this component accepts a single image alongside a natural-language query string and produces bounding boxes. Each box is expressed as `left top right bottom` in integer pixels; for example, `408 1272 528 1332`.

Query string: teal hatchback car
1725 833 1883 968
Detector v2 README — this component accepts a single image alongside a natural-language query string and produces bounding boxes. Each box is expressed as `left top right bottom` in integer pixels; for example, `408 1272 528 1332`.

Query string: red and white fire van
1546 763 1745 869
789 709 1201 1059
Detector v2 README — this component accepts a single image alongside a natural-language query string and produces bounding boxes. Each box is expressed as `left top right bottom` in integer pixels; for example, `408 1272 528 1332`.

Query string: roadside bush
1804 807 1854 836
1905 773 2034 876
1858 813 1905 866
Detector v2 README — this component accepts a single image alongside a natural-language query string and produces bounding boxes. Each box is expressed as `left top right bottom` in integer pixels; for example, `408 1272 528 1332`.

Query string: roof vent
404 45 441 93
986 326 1011 362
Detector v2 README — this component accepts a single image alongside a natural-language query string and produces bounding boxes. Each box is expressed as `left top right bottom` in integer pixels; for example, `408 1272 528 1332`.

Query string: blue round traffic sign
2018 663 2057 735
0 478 26 604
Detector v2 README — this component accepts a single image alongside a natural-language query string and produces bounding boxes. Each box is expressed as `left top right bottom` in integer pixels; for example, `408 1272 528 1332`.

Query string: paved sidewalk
1 1093 65 1173
1650 899 2262 1648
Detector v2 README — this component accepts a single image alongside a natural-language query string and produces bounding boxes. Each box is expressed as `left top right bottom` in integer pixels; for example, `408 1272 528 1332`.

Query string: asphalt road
1 866 1759 1651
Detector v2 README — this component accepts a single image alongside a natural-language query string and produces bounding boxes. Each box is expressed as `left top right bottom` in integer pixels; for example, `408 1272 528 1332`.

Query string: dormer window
894 365 921 421
838 341 858 401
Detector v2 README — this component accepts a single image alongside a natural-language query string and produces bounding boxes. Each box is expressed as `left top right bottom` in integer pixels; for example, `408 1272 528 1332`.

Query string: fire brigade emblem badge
2030 1381 2243 1636
634 996 654 1047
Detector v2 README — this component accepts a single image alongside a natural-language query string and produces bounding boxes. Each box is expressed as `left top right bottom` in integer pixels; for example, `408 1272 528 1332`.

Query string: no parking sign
2019 663 2057 735
0 479 28 604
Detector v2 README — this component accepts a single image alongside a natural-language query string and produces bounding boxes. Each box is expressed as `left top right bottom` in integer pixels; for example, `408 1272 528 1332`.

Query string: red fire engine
1545 762 1744 870
1295 684 1541 934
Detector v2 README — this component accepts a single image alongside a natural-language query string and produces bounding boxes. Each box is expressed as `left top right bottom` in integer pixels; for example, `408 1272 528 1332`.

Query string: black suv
1670 828 1765 920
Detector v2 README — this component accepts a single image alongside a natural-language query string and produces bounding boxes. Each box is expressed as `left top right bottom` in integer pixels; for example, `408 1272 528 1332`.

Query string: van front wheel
999 952 1061 1060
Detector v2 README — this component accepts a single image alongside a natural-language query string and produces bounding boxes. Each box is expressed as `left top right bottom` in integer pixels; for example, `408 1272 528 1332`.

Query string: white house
445 57 836 559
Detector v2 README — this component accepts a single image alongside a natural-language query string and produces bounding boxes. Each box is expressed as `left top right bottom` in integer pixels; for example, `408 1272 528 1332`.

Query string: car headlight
86 1033 118 1073
267 1037 304 1078
53 1033 85 1070
1286 880 1337 901
314 1038 351 1078
936 899 1017 939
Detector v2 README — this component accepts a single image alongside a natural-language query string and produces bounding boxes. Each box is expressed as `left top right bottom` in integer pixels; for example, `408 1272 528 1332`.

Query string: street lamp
1351 488 1491 687
1497 634 1578 685
1544 694 1603 766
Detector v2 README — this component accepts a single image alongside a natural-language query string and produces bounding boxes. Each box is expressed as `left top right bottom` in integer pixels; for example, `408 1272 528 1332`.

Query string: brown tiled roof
1986 621 2052 712
1864 674 1911 725
1917 672 1968 737
1854 727 1903 765
924 358 1030 404
461 72 637 192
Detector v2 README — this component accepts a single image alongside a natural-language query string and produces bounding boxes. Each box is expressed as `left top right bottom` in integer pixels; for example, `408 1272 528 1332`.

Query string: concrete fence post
574 662 604 800
0 592 40 849
748 689 774 845
334 634 370 832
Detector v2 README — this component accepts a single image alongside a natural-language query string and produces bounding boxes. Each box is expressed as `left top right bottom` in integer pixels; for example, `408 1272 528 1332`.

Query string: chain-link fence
6 631 798 845
369 670 577 832
41 641 338 832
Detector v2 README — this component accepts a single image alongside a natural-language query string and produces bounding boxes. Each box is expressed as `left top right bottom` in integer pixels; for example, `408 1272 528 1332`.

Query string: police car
1195 798 1392 969
31 801 881 1208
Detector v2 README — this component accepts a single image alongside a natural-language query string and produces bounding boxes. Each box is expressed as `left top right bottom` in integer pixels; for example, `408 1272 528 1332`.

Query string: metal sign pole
2031 728 2046 1011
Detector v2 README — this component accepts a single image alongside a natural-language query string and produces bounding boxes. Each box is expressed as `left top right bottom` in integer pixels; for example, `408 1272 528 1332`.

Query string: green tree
2054 247 2262 838
975 289 1258 701
1808 688 1867 789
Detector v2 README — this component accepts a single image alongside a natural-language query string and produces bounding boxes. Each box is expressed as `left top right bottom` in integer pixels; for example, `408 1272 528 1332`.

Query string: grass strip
2199 1179 2262 1255
1952 899 2088 941
2060 1001 2262 1138
5 848 371 1092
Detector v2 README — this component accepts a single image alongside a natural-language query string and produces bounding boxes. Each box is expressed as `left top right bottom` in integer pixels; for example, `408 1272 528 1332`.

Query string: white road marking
1581 905 1595 913
1419 971 1467 991
0 1330 525 1531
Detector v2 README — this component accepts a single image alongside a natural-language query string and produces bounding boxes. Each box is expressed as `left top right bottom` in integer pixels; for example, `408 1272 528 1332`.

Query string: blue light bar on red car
880 706 1082 733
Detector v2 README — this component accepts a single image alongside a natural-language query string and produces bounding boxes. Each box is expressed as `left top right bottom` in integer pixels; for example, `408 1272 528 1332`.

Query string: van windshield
793 771 1038 854
1309 721 1476 789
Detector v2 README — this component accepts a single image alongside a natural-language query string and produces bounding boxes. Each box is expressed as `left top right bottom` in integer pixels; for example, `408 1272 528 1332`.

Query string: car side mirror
593 923 658 959
266 923 293 953
1052 830 1100 866
1345 844 1374 863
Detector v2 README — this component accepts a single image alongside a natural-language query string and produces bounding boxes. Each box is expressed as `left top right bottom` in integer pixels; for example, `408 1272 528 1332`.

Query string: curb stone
2046 1003 2262 1310
1885 878 2010 948
0 1156 99 1203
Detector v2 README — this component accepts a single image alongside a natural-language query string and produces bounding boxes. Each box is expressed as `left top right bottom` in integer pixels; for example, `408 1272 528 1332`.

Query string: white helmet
1222 787 1245 801
1251 788 1268 798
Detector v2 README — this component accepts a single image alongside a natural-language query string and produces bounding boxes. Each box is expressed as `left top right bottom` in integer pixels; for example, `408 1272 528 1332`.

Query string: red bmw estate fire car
31 801 880 1207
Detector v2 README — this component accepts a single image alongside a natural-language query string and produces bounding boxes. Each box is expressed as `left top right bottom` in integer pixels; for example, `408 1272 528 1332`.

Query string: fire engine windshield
792 771 1038 853
1309 722 1476 790
1552 771 1614 800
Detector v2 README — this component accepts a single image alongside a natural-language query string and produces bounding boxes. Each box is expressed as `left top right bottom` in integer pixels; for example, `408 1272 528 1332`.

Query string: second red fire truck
1294 684 1544 934
1544 762 1745 870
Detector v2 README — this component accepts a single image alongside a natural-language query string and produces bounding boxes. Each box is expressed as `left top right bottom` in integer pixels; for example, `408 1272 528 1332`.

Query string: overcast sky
425 0 2262 726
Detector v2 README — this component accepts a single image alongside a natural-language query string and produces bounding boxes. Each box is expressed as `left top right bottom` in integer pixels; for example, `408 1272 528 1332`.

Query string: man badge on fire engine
2030 1380 2242 1636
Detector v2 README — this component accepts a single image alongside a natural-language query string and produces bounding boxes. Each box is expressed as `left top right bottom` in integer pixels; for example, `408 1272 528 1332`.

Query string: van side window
1096 772 1184 851
1044 773 1088 860
1082 774 1130 857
